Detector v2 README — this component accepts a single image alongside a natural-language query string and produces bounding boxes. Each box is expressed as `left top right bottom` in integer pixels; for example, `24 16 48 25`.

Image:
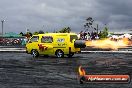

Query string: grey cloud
0 0 132 33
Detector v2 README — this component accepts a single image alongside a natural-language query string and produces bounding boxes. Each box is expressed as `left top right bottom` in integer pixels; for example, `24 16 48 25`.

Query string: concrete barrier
0 48 26 53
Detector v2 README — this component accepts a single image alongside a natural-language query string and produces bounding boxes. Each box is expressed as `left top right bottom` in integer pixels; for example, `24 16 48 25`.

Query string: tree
103 27 109 37
19 32 24 36
25 32 31 38
29 32 32 37
33 31 39 35
38 30 44 34
59 27 71 33
99 27 109 39
84 17 98 33
84 17 94 31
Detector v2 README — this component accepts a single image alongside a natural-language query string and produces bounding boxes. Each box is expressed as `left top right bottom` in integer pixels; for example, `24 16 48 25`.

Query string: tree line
19 17 109 39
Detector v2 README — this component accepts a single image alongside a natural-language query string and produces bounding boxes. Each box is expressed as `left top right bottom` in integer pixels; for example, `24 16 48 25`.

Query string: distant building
0 32 22 38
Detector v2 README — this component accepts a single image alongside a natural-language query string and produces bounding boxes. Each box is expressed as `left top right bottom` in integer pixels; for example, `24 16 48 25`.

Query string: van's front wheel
32 50 39 57
55 50 64 58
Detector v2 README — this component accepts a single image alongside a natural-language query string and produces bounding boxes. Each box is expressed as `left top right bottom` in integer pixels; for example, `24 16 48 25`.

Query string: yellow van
26 33 81 58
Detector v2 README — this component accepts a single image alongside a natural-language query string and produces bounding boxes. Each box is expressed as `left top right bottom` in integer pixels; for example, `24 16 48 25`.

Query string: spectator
86 32 91 40
91 31 95 40
84 32 87 40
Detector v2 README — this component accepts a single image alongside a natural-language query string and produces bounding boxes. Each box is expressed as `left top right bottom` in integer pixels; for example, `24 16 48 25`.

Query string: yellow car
26 33 81 58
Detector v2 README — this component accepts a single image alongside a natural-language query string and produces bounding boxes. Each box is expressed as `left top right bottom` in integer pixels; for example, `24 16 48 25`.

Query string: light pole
1 20 5 36
96 24 98 34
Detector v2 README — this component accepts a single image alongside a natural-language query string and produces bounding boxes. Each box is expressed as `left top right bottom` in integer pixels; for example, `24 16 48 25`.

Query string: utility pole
97 24 98 34
1 20 5 36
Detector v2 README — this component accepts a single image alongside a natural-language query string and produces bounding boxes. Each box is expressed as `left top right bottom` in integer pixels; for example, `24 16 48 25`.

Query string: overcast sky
0 0 132 33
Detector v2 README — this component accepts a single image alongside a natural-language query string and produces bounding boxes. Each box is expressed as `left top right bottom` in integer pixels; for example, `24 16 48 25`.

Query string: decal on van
58 43 66 46
39 44 48 51
57 38 65 42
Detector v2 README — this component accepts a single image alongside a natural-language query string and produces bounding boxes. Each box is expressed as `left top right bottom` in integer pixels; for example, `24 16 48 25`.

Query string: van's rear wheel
55 50 64 58
32 50 39 57
67 53 74 57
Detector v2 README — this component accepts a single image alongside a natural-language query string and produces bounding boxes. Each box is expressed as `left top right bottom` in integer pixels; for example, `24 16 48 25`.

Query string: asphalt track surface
0 52 132 88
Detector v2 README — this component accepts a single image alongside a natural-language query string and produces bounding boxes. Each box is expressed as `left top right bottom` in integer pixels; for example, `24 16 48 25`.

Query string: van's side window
30 36 39 42
41 36 53 43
